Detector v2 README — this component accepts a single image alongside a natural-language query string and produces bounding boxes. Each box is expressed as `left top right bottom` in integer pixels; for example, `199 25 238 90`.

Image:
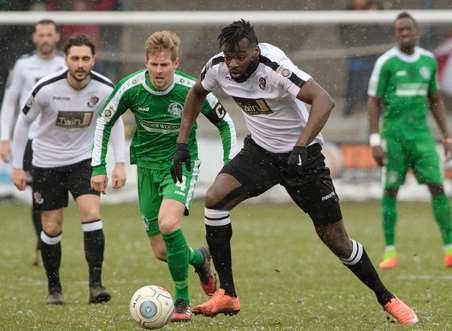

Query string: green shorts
137 160 200 236
383 135 443 189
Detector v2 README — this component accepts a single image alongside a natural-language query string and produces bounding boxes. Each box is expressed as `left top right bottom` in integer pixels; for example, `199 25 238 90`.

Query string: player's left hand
171 143 191 183
288 145 308 173
444 138 452 161
111 162 127 189
11 168 27 191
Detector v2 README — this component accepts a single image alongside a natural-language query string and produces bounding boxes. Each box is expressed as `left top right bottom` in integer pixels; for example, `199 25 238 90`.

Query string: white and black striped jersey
12 69 126 168
0 51 66 140
200 43 324 153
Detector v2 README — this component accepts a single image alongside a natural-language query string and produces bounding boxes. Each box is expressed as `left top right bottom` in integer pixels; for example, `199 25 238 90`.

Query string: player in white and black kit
0 19 65 266
172 20 418 324
11 35 126 305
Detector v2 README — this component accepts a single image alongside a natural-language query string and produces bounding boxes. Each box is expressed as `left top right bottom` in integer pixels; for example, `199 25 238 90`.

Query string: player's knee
42 221 62 236
80 207 100 221
428 184 444 195
157 217 178 234
384 188 398 197
205 185 223 209
41 211 62 235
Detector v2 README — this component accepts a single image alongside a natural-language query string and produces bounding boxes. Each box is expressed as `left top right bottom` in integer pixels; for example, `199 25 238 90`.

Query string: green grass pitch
1 200 451 330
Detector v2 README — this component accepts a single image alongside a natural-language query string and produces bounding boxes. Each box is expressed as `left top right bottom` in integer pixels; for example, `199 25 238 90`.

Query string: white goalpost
0 10 452 25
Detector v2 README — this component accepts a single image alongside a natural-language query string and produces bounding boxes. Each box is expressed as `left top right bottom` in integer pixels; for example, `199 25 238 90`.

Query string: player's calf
193 247 217 296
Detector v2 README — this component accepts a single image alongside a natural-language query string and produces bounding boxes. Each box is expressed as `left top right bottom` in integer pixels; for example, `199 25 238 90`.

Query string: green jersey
368 46 438 138
91 69 236 175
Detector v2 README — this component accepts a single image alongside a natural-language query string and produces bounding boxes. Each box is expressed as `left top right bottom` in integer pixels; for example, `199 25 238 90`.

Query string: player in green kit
368 12 452 269
90 31 237 321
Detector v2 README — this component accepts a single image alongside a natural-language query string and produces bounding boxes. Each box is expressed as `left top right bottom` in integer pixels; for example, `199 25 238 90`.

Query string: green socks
381 192 452 256
381 194 397 246
431 193 452 246
189 247 204 268
162 229 190 304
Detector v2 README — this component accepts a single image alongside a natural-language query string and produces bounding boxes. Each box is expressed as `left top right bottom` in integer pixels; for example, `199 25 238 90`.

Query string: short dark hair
34 19 58 32
218 19 258 51
63 34 96 55
394 11 417 27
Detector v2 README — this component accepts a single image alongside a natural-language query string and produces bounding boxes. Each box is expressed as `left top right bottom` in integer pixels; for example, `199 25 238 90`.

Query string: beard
230 55 260 83
69 70 88 82
38 43 54 55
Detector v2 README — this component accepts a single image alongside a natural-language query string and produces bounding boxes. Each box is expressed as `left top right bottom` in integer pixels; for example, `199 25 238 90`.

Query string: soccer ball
129 285 174 329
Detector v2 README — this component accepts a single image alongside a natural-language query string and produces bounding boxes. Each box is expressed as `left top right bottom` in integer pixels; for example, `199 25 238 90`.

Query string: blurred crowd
0 0 123 104
1 0 452 117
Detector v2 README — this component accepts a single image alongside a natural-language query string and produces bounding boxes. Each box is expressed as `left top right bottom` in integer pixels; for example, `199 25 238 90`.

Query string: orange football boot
383 297 419 325
379 256 398 270
192 289 240 317
171 299 192 322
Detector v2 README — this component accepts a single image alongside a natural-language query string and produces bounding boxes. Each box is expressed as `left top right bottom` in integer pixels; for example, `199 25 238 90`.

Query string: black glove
171 143 191 183
287 145 308 172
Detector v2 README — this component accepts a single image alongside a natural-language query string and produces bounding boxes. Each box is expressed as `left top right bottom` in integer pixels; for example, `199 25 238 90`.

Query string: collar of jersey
394 46 421 63
143 70 175 96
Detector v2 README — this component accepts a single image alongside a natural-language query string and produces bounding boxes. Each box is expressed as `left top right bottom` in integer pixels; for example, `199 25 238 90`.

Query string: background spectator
339 0 388 117
435 29 452 98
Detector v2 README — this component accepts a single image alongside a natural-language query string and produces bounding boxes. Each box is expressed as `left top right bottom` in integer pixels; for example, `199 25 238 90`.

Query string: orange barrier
340 144 379 170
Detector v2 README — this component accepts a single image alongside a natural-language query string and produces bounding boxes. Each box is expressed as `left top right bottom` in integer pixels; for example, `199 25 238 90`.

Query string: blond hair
144 31 180 61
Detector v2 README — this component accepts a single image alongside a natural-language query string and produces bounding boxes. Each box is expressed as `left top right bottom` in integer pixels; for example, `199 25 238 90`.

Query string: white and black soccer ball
129 285 174 329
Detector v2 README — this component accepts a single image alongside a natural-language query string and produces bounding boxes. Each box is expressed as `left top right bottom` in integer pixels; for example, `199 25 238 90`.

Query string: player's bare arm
0 140 10 162
429 91 452 160
295 78 334 147
11 121 29 191
368 95 386 166
177 81 209 144
171 81 209 183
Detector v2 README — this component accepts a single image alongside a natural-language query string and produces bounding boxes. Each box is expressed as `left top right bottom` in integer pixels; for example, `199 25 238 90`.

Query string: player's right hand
171 143 191 183
0 140 11 162
91 175 108 194
371 145 386 167
11 168 27 191
288 145 308 173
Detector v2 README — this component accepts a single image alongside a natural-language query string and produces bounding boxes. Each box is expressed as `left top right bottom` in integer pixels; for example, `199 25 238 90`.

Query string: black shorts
220 135 342 225
23 139 33 172
31 159 99 211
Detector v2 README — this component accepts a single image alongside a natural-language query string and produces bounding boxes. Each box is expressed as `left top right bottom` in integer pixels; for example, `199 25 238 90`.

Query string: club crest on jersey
168 102 183 118
419 67 430 80
258 77 267 90
87 96 99 108
25 95 34 108
276 65 291 78
103 106 114 119
33 192 44 204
